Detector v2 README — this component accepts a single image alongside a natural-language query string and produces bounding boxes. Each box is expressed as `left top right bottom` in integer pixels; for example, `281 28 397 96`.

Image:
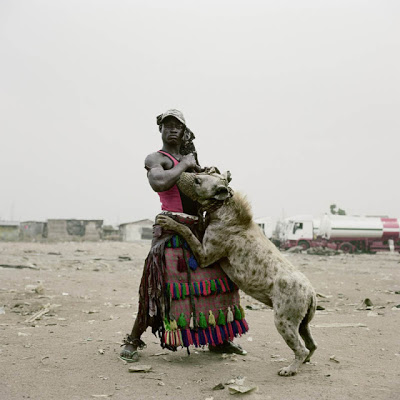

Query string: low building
119 219 154 241
0 221 20 241
47 219 103 241
20 221 47 241
102 225 121 241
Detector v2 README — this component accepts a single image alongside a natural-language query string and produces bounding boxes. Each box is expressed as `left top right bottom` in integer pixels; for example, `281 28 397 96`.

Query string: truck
280 214 400 253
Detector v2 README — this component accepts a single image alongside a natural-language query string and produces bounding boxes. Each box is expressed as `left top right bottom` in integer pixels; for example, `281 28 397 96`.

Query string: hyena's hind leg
274 314 309 376
299 295 317 363
299 321 317 363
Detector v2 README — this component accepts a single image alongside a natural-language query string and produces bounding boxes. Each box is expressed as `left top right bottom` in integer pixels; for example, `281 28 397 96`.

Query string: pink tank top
157 151 183 213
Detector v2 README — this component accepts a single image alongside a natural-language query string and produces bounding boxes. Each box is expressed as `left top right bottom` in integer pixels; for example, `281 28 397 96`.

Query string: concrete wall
0 225 19 241
20 221 46 241
47 219 103 241
102 226 121 241
120 220 153 241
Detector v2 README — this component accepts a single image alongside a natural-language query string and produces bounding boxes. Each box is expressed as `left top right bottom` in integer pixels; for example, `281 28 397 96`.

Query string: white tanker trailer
281 214 400 253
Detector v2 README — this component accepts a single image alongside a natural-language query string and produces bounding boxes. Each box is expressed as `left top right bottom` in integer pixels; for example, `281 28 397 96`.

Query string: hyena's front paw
278 366 297 377
156 215 179 231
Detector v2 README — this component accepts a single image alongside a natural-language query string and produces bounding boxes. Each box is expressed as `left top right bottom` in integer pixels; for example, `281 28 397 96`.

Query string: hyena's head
178 169 232 205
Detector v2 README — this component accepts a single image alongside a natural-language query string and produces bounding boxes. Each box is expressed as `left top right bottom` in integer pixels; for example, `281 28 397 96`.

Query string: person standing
120 109 248 362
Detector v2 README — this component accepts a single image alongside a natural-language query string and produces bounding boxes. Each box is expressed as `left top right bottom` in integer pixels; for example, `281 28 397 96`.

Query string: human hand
181 153 202 172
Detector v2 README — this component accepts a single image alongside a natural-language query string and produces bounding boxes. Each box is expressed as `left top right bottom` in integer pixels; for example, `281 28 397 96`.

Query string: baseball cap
157 109 186 126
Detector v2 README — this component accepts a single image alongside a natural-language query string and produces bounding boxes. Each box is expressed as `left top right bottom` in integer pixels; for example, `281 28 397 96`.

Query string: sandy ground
0 241 399 400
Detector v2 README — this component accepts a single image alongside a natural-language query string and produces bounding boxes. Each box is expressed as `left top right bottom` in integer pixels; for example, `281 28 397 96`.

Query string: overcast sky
1 0 399 225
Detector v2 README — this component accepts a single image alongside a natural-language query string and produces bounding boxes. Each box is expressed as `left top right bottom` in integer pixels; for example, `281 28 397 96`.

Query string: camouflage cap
156 109 186 126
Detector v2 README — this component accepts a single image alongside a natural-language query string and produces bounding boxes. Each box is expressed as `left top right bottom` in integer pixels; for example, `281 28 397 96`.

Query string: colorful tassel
210 280 216 293
226 306 234 323
177 313 187 329
222 324 229 339
208 310 216 327
170 319 178 331
177 255 186 272
194 331 199 347
181 283 186 300
189 312 195 329
227 322 234 340
177 329 183 346
186 329 193 346
172 235 179 248
239 319 248 333
215 325 223 344
234 305 242 320
217 309 226 326
173 283 180 299
181 329 188 347
239 305 246 319
188 255 198 270
199 312 208 329
234 320 243 335
207 327 216 346
164 317 171 331
195 282 201 296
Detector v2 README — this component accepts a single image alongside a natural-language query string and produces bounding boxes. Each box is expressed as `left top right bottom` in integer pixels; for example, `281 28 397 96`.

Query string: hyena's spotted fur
157 173 317 376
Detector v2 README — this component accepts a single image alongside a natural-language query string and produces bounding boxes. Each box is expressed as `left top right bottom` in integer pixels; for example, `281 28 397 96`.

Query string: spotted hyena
157 171 317 376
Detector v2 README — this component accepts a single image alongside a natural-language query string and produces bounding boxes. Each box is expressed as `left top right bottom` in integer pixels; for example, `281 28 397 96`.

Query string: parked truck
281 214 400 253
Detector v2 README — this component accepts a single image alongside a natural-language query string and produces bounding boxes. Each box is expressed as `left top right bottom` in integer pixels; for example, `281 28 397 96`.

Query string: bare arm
145 152 200 192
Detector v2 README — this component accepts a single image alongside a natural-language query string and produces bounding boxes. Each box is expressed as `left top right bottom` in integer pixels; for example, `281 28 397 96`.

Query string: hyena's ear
223 171 232 183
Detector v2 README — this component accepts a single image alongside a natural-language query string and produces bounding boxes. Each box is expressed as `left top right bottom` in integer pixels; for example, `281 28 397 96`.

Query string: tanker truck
281 214 400 253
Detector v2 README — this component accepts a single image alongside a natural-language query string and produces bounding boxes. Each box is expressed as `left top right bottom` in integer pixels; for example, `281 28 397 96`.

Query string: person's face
160 116 185 146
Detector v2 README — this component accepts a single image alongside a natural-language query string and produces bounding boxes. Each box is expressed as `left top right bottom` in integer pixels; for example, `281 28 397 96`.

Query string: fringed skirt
163 235 249 349
137 212 249 351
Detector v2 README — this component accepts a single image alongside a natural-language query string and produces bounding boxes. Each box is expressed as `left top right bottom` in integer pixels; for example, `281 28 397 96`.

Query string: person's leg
119 316 148 362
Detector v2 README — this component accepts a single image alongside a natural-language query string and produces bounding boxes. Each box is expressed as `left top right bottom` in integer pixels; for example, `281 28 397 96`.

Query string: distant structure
119 219 154 241
0 221 20 241
46 219 103 241
0 218 154 242
102 225 121 241
20 221 46 241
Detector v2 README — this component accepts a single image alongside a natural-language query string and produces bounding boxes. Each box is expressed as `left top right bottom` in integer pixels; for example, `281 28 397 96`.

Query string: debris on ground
329 355 340 363
25 284 44 294
287 246 303 253
228 385 258 395
118 256 132 261
306 247 342 256
357 298 373 310
129 365 152 373
213 383 225 390
25 304 55 323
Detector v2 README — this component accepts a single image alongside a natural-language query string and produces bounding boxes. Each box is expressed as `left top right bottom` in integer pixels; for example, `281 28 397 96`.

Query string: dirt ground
0 241 399 400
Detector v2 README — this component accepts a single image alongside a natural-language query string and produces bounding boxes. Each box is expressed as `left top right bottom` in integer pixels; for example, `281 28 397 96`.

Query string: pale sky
1 0 399 225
